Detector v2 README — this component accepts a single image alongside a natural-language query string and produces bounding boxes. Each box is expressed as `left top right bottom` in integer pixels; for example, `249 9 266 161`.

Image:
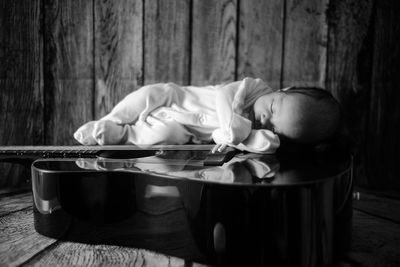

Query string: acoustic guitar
0 144 353 266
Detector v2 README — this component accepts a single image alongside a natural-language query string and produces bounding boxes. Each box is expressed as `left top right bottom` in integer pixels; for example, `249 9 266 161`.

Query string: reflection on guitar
74 153 280 183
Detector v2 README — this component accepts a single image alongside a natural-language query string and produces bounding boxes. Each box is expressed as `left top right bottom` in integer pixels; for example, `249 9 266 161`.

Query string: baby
74 77 340 154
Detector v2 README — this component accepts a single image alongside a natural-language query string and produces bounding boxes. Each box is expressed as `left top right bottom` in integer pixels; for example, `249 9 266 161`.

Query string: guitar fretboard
0 144 217 158
0 145 236 166
0 146 102 159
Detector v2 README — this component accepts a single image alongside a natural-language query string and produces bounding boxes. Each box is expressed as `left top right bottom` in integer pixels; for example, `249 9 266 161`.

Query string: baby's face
253 92 309 140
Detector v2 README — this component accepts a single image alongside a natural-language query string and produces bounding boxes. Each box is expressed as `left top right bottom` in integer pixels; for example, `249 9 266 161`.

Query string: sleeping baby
74 77 341 154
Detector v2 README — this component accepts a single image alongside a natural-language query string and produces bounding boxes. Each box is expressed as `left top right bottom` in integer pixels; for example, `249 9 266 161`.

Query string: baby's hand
74 121 98 145
74 120 126 145
212 143 228 154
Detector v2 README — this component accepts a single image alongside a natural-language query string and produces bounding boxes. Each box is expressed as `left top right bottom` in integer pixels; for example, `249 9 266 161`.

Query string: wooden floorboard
353 190 400 223
0 208 57 267
345 210 400 267
0 186 30 197
24 242 208 267
0 192 32 217
0 189 399 266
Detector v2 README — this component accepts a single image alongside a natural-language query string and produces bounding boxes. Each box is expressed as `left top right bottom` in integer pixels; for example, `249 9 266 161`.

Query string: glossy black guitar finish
31 150 353 267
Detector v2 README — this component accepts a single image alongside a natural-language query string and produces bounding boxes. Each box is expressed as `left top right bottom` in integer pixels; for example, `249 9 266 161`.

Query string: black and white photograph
0 0 399 266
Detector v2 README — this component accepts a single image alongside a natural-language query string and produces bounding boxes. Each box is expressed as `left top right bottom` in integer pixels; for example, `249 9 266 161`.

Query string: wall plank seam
188 0 193 84
142 0 146 85
280 0 287 89
91 0 96 121
234 0 240 81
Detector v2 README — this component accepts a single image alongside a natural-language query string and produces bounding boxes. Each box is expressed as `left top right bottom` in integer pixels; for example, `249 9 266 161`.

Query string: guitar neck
0 145 100 159
0 144 217 159
0 144 237 166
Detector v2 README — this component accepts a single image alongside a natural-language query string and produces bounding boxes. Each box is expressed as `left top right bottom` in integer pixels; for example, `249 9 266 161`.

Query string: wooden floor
0 188 399 267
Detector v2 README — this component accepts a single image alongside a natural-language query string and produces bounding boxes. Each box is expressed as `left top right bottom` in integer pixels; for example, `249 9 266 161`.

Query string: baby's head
253 87 341 144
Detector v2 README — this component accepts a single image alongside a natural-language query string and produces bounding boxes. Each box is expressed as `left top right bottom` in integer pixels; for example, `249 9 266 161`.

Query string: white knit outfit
74 77 280 153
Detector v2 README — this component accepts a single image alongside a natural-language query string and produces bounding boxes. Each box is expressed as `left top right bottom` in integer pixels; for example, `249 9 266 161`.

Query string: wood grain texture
365 0 400 189
325 0 374 188
282 0 328 87
0 208 57 267
191 0 237 85
95 0 143 118
1 189 399 266
347 210 400 267
0 0 398 195
0 0 43 187
144 0 190 85
44 0 94 145
0 192 32 216
237 0 284 89
0 186 30 197
26 242 208 267
326 0 373 101
353 191 400 224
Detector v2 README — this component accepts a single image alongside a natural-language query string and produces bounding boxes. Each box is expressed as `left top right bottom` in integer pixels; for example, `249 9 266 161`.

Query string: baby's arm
212 78 278 153
212 78 273 147
213 81 253 145
235 129 280 153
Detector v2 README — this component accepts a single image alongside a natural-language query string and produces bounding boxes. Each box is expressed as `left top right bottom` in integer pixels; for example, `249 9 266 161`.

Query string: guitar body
30 147 353 266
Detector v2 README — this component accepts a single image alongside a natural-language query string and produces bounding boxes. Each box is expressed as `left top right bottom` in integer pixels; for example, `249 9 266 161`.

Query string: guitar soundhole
98 150 157 159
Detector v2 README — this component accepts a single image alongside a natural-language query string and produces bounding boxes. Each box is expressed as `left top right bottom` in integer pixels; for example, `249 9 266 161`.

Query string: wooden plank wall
44 0 94 146
237 0 283 89
145 0 190 85
282 0 328 88
0 0 399 190
95 0 143 117
364 0 400 189
0 0 43 187
191 0 237 85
